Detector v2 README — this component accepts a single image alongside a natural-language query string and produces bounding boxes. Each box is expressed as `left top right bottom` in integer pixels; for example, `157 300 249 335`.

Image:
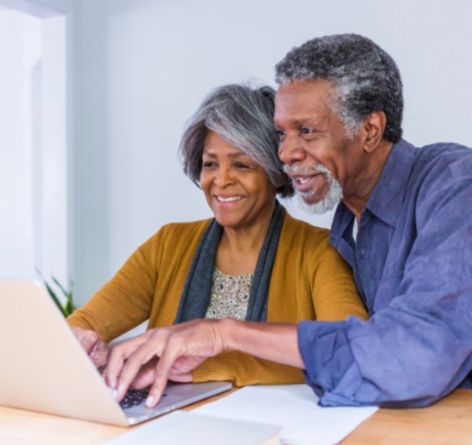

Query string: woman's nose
214 166 233 186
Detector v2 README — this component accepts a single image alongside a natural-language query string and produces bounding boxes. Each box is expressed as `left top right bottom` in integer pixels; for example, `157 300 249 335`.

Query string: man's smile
289 173 325 194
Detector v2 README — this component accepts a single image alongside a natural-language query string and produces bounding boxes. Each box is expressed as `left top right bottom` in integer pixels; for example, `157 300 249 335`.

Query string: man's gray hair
275 33 403 142
180 84 293 197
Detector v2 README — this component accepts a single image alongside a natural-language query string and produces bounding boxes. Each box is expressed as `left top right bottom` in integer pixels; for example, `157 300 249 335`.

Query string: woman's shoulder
279 210 346 271
149 218 213 243
160 218 212 234
135 218 213 262
282 210 330 245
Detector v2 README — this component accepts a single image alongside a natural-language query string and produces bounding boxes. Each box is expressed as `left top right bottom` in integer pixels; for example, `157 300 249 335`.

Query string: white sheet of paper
194 385 378 445
104 410 281 445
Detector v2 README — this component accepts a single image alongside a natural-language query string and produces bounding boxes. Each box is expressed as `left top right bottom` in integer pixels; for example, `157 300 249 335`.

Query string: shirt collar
365 139 417 227
330 139 417 244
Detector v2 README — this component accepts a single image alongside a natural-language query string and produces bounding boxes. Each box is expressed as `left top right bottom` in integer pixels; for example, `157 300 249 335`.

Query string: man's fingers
131 361 157 389
167 370 192 382
103 347 126 391
145 338 184 408
104 334 149 390
116 341 160 402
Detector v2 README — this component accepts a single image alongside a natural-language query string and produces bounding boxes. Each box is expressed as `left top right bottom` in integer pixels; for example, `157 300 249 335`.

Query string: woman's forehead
202 132 247 157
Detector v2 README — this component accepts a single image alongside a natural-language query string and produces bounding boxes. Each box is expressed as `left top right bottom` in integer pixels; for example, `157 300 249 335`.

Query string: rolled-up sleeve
299 309 472 407
298 173 472 408
298 320 357 403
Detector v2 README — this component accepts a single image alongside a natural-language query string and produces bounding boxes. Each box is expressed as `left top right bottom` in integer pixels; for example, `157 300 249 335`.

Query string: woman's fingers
71 327 100 354
90 339 110 368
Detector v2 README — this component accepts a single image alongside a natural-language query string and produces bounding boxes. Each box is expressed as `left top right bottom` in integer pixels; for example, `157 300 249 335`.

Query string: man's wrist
216 318 238 352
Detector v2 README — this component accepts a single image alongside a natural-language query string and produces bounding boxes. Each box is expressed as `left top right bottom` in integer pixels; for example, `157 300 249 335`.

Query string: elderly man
105 34 472 409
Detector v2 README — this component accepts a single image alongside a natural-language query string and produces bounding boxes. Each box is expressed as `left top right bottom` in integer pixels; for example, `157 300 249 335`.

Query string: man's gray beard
285 163 343 214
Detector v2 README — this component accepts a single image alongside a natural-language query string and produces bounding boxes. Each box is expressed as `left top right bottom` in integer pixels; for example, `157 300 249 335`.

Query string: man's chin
297 192 340 215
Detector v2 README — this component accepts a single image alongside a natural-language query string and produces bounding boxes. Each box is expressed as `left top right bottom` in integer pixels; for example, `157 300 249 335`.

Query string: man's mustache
283 163 331 177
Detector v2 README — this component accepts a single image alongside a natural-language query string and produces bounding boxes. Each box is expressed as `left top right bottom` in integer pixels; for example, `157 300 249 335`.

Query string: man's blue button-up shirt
298 139 472 407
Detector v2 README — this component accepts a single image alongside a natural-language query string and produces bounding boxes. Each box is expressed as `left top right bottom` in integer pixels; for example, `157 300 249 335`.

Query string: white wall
72 0 472 304
0 10 41 278
36 15 68 285
0 3 68 287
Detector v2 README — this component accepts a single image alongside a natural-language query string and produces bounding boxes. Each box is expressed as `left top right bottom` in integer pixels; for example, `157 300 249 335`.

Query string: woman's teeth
216 196 242 202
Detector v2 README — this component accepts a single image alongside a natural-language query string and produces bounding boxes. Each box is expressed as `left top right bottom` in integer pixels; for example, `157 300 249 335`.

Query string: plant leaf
44 282 66 317
51 276 68 296
35 268 76 317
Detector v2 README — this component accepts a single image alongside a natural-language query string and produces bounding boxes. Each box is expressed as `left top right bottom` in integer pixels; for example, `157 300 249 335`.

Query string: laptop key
120 388 167 409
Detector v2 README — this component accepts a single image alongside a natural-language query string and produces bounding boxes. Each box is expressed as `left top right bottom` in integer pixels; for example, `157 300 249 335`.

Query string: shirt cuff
298 320 356 404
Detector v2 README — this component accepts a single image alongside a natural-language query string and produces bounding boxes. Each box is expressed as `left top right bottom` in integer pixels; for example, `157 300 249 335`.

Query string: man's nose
278 135 306 165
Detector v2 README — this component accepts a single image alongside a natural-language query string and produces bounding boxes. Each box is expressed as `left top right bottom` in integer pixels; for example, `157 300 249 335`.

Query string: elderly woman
68 84 367 386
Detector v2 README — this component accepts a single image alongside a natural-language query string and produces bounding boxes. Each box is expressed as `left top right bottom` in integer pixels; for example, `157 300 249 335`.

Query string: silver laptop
0 280 232 426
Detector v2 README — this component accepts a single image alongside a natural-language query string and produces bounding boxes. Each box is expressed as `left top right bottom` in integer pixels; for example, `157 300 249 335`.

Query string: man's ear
361 111 387 153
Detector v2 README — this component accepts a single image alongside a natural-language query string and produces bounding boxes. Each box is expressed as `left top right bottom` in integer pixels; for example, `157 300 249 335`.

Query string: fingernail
111 388 118 400
117 384 125 399
145 395 155 408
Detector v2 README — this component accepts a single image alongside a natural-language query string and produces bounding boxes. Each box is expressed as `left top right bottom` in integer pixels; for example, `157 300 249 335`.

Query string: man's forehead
276 79 334 102
274 80 335 122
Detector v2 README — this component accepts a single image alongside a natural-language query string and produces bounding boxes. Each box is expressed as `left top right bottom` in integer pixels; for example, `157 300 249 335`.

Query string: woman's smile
200 131 276 230
214 194 244 203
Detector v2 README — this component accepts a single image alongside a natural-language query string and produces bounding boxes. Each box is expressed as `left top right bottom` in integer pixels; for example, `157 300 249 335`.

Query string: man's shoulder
394 141 472 196
406 142 472 216
415 142 472 177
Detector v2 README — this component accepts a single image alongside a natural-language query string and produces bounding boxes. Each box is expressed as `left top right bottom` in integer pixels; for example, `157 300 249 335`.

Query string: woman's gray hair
275 33 403 143
180 84 293 197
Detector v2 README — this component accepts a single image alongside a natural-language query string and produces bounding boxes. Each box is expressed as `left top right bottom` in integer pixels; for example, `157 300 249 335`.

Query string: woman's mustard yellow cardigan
68 212 367 385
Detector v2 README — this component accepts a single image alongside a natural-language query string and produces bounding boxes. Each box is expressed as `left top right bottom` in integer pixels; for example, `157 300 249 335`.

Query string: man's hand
103 318 302 409
71 326 110 368
103 319 225 407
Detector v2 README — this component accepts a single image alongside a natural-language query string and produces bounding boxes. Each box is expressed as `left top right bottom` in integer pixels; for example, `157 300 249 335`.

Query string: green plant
36 269 76 317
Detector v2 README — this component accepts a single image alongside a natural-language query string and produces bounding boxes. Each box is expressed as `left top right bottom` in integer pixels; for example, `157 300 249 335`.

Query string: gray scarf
174 202 285 323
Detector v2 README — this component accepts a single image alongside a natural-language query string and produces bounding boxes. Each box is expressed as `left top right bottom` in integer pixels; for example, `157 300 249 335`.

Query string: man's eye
300 127 312 135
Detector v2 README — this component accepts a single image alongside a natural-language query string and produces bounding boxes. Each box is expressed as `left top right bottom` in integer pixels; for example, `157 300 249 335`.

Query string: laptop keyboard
120 388 167 409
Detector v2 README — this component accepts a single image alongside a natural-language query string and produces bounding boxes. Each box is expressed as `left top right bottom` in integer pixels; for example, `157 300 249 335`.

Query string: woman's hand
70 326 110 368
103 320 225 407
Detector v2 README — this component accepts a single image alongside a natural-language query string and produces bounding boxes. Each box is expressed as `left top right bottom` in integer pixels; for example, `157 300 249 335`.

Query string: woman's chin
215 218 240 229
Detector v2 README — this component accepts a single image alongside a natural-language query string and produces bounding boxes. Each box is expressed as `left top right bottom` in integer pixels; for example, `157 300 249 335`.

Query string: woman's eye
275 129 285 140
202 161 216 169
234 162 251 170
